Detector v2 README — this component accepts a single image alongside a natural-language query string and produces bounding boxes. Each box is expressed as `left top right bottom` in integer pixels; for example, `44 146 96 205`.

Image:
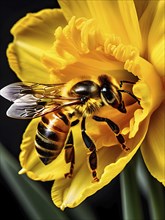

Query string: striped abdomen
35 111 70 165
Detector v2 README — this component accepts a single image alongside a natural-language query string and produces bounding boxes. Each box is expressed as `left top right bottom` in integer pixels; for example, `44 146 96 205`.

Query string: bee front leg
64 130 75 178
119 89 140 105
81 117 99 182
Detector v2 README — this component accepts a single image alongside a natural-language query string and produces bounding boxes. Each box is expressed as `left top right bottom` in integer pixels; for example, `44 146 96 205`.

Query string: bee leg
64 119 80 178
117 92 127 113
119 80 136 88
118 89 140 105
93 116 130 151
119 80 140 105
71 119 80 127
64 130 75 178
81 117 99 182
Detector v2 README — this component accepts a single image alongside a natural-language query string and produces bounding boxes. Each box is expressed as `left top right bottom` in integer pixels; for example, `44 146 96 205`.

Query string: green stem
120 154 144 220
136 151 165 220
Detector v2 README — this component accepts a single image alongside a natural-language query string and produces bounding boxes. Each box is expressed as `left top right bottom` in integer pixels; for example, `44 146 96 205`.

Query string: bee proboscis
0 75 140 182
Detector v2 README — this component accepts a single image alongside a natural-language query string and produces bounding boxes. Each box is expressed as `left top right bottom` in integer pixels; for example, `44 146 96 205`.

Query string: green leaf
120 153 144 220
0 142 69 220
0 142 97 220
120 150 165 220
136 151 165 220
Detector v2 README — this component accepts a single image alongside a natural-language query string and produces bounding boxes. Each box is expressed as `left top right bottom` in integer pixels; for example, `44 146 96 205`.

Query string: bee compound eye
101 87 116 105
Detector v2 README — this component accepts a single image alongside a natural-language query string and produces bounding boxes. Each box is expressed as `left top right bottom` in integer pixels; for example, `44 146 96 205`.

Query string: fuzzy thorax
65 97 103 118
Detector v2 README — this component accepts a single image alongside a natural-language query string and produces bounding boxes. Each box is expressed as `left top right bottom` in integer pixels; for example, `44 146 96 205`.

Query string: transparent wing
0 82 81 119
0 82 65 101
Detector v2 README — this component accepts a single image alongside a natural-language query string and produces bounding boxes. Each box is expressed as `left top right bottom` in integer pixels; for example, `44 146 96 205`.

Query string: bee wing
5 94 53 119
0 82 65 101
6 97 81 119
1 82 81 119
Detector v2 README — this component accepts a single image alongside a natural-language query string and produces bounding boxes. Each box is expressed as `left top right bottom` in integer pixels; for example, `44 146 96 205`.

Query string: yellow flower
6 0 164 209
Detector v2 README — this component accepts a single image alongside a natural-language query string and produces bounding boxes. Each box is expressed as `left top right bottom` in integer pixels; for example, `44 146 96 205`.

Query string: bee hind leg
81 117 99 182
64 130 75 178
64 119 80 179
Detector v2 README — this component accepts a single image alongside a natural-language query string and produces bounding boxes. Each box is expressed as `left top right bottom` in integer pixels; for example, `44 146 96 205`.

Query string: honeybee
0 74 140 182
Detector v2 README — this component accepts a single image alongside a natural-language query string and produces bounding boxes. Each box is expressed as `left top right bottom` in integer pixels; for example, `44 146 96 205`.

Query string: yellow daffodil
6 0 164 209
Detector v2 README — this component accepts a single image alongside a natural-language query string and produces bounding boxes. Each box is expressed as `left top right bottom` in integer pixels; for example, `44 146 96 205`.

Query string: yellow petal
139 0 165 77
120 52 164 122
59 0 142 50
86 0 142 50
148 1 165 77
108 43 164 138
7 9 67 83
51 118 150 209
58 0 91 21
42 17 124 81
141 102 165 184
43 16 143 83
148 39 165 78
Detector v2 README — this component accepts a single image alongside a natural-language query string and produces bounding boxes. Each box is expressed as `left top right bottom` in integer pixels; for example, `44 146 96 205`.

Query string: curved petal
148 39 164 78
51 118 150 209
7 9 67 83
141 102 165 185
86 0 142 50
148 1 165 77
58 0 92 21
59 0 142 50
42 17 124 81
138 1 157 55
107 42 164 137
139 0 164 76
42 16 141 83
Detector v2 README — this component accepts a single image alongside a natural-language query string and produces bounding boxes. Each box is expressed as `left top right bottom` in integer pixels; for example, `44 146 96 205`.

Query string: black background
0 1 123 219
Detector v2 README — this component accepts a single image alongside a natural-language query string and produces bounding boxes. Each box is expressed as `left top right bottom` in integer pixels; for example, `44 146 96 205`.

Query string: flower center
42 16 164 148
